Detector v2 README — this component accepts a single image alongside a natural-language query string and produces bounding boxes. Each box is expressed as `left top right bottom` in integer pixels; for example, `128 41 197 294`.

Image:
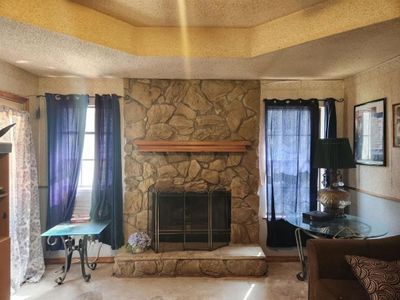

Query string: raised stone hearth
113 244 267 278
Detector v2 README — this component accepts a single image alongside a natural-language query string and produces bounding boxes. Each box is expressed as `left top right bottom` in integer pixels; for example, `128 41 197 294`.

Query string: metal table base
287 214 388 281
294 227 370 281
48 235 100 284
294 228 321 281
42 221 109 285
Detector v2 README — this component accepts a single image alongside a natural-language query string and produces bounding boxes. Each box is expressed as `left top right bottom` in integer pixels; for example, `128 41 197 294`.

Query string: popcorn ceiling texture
3 0 399 58
123 79 260 244
1 17 400 80
73 0 324 28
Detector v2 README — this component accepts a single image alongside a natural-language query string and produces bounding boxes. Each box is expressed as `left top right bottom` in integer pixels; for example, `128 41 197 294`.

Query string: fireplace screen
148 189 231 252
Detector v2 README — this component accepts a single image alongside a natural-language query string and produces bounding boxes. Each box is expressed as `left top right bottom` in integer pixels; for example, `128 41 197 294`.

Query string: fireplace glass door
148 189 231 252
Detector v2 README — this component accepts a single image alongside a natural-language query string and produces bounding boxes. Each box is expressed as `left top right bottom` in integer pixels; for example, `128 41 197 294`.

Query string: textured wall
0 60 38 119
344 57 400 200
0 60 38 98
123 79 260 244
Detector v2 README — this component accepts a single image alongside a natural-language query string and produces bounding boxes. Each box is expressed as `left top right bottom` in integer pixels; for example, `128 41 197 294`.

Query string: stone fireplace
123 79 260 244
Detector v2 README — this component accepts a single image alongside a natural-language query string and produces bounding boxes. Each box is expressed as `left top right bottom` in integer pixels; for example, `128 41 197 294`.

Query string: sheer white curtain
0 105 44 290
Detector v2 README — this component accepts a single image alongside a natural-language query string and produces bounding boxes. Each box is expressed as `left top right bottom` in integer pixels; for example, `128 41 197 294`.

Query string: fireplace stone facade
123 79 260 244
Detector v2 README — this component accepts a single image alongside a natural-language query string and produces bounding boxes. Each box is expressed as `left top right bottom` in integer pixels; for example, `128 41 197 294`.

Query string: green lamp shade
313 138 356 169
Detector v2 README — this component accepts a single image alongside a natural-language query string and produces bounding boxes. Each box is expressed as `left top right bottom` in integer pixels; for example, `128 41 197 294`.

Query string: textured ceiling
0 17 399 80
3 0 399 58
72 0 326 27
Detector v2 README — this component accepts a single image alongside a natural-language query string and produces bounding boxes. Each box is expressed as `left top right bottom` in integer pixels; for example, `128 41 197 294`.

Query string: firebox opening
148 189 231 252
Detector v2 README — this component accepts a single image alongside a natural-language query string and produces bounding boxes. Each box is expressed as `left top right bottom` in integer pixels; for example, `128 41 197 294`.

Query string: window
319 106 326 138
73 106 95 217
265 104 325 218
266 106 313 219
318 106 326 190
361 111 372 160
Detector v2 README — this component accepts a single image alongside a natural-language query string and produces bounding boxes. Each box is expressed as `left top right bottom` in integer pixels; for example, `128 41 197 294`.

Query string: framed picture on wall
354 98 386 166
394 103 400 147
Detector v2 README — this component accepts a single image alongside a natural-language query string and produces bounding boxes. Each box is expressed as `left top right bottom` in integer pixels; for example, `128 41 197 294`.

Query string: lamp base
318 187 351 217
321 206 346 217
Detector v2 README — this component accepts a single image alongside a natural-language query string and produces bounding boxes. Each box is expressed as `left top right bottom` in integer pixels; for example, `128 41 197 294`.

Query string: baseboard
45 256 114 265
265 256 300 262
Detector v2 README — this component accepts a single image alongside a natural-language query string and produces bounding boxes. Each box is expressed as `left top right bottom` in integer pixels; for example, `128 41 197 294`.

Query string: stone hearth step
113 244 267 278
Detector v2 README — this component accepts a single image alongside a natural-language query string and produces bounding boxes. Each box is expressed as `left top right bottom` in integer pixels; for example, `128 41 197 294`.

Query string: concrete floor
13 262 307 300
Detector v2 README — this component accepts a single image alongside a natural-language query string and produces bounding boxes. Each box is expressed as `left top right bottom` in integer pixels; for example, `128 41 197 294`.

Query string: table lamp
313 138 356 217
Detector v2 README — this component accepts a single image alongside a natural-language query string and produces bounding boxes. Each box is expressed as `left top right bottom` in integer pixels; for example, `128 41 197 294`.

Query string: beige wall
344 57 400 199
38 77 124 95
0 60 38 117
0 60 38 98
344 57 400 236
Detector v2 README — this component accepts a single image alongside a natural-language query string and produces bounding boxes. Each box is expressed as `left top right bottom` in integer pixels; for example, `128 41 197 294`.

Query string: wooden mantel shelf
134 140 251 153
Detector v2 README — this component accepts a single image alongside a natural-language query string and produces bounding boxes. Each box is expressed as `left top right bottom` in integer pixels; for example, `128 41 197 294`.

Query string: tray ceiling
0 17 399 80
72 0 326 27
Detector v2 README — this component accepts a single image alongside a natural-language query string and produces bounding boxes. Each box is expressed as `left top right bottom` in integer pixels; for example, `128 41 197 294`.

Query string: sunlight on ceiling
177 0 191 78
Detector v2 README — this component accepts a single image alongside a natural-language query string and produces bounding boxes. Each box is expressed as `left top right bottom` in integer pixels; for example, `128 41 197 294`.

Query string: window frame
73 104 95 217
77 105 95 189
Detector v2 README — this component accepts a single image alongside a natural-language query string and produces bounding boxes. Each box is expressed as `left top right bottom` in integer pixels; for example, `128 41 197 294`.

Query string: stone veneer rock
113 257 267 278
113 245 267 278
123 79 260 243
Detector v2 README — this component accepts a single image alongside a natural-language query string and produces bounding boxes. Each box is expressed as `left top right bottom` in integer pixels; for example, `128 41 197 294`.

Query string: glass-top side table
42 221 109 284
285 214 388 281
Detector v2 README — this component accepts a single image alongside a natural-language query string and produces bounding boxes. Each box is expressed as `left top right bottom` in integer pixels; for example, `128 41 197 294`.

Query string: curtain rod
29 95 344 102
319 98 344 102
28 94 124 99
28 94 124 119
263 97 344 102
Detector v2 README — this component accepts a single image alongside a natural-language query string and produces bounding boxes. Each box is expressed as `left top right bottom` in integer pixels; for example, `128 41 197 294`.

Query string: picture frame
354 98 386 166
393 103 400 147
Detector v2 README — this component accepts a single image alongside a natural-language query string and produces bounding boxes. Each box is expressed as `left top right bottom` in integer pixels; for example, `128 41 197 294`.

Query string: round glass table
285 214 388 280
